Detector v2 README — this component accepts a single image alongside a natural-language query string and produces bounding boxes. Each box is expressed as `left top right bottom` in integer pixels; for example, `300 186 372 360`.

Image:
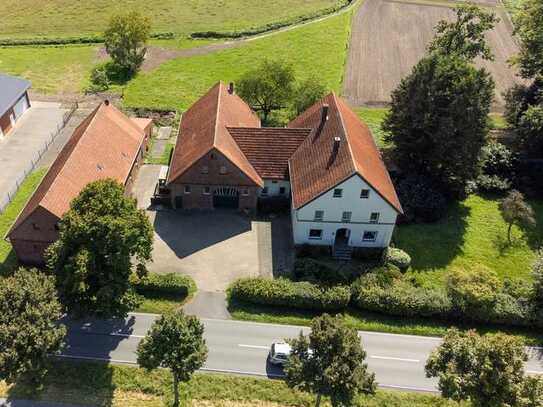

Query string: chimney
104 99 110 106
321 104 329 125
228 82 235 95
333 136 341 154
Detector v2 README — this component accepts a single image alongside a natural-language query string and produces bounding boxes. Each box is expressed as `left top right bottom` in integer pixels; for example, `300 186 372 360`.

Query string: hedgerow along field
0 0 341 40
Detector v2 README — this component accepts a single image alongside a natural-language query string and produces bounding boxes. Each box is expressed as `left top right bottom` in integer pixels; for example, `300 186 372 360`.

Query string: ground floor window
362 231 378 242
203 186 211 195
308 229 323 240
184 185 191 194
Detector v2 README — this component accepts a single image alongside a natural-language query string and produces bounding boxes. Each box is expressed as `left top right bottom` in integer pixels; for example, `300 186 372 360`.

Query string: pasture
343 0 522 110
0 0 340 40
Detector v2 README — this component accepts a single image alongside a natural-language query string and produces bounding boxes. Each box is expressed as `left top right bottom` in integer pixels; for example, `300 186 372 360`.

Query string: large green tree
104 11 151 75
137 311 208 407
46 179 153 318
426 329 530 407
383 53 494 196
291 76 326 117
512 0 543 80
237 59 296 124
0 268 66 385
429 3 498 61
285 314 376 407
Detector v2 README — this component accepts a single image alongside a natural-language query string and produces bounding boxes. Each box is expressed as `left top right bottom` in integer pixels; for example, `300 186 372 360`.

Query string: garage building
0 74 31 137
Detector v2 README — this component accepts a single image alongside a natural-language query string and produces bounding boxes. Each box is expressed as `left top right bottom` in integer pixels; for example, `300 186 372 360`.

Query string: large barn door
213 187 239 209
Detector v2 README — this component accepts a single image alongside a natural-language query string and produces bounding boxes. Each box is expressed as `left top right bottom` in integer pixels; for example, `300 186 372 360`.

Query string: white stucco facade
291 175 398 248
259 179 291 197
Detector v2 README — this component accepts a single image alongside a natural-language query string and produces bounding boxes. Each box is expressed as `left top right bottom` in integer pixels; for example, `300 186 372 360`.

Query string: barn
0 73 31 137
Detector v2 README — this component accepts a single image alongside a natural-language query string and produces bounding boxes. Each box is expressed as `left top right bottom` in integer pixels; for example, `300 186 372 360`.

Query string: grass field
0 0 341 40
0 360 463 407
0 45 96 94
0 168 47 275
395 194 543 288
123 9 354 110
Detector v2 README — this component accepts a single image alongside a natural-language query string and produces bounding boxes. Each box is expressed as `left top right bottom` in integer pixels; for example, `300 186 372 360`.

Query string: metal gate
213 187 239 209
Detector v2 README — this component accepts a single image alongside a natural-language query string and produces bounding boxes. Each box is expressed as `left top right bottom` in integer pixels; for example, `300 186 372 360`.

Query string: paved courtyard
0 101 67 209
132 165 292 294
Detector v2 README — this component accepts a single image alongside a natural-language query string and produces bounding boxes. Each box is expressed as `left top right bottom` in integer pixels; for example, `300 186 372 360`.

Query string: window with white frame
360 189 370 199
203 186 211 195
314 210 324 221
333 188 343 198
184 185 191 194
261 187 268 196
219 165 228 174
342 211 352 223
201 165 209 174
362 231 377 242
370 212 380 223
279 187 286 195
309 229 323 240
242 188 249 196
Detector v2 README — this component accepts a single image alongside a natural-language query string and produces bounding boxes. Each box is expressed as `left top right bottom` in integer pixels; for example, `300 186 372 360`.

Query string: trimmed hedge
0 32 174 47
131 273 196 298
191 0 352 39
228 277 350 311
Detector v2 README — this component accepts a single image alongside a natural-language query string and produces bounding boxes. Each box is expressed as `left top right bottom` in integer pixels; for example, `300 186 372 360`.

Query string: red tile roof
227 127 310 180
8 102 148 238
167 81 263 186
288 93 402 213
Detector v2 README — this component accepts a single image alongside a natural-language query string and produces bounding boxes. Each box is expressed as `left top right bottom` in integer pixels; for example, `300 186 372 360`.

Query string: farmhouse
166 81 402 252
0 73 31 137
8 101 152 265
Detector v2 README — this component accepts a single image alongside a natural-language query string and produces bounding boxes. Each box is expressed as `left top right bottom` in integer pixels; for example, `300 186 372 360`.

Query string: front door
334 228 351 247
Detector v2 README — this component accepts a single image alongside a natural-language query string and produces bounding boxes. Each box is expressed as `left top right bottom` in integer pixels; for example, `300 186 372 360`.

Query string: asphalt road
58 313 543 393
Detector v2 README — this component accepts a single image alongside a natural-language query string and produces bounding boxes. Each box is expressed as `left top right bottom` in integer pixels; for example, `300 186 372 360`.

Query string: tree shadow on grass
393 201 470 271
6 360 115 406
518 199 543 250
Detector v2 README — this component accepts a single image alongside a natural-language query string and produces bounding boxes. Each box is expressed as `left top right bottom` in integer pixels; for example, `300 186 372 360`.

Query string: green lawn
0 168 47 275
123 9 354 110
356 108 390 147
0 360 463 407
394 194 543 288
0 45 96 94
0 0 341 40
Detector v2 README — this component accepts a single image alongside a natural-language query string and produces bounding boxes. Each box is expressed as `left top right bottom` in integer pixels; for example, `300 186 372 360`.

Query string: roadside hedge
0 32 174 47
228 277 350 311
131 273 196 298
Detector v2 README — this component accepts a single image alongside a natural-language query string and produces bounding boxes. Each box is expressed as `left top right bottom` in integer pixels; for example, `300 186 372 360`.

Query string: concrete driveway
132 165 273 292
0 101 67 208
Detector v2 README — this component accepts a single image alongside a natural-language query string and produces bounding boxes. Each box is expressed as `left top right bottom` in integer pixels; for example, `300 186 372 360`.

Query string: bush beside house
131 273 196 298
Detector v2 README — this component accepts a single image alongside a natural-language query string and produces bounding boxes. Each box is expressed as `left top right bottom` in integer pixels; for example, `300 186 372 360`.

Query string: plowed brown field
343 0 522 110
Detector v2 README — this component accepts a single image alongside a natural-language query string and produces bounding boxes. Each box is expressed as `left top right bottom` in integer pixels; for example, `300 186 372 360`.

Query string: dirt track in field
343 0 523 110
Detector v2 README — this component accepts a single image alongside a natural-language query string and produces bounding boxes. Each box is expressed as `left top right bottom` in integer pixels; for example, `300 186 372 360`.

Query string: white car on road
268 342 291 366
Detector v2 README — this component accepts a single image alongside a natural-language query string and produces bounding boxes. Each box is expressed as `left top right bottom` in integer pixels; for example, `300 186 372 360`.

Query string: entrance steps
333 246 353 261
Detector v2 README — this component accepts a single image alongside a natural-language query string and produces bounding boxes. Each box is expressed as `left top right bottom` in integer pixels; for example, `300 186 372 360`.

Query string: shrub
228 278 350 311
475 174 511 193
385 247 411 271
293 258 350 285
446 265 502 318
131 273 196 298
88 64 111 93
480 142 517 179
352 277 452 318
394 174 447 223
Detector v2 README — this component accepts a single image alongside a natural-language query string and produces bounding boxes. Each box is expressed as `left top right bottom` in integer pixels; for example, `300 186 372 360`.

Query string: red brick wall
169 148 260 211
9 207 60 265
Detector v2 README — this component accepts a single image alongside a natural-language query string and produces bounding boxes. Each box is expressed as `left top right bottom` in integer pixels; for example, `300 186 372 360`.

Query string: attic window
97 164 104 171
121 152 128 158
201 165 209 174
32 223 40 230
219 166 228 175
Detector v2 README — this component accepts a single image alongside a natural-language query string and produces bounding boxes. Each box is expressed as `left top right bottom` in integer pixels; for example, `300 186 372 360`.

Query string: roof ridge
331 93 357 175
212 81 223 148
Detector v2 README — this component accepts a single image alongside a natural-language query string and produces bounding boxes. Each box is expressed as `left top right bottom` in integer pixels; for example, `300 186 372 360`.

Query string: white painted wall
291 175 398 248
259 179 290 197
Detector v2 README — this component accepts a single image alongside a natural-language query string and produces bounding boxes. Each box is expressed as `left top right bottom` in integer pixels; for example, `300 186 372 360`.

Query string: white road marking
238 344 270 350
370 355 420 363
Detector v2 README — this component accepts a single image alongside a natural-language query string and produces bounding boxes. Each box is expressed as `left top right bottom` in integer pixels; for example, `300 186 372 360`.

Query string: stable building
7 101 152 265
0 74 31 137
166 81 402 251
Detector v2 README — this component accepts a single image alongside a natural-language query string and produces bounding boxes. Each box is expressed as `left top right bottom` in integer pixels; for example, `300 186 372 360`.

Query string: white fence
0 102 78 214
